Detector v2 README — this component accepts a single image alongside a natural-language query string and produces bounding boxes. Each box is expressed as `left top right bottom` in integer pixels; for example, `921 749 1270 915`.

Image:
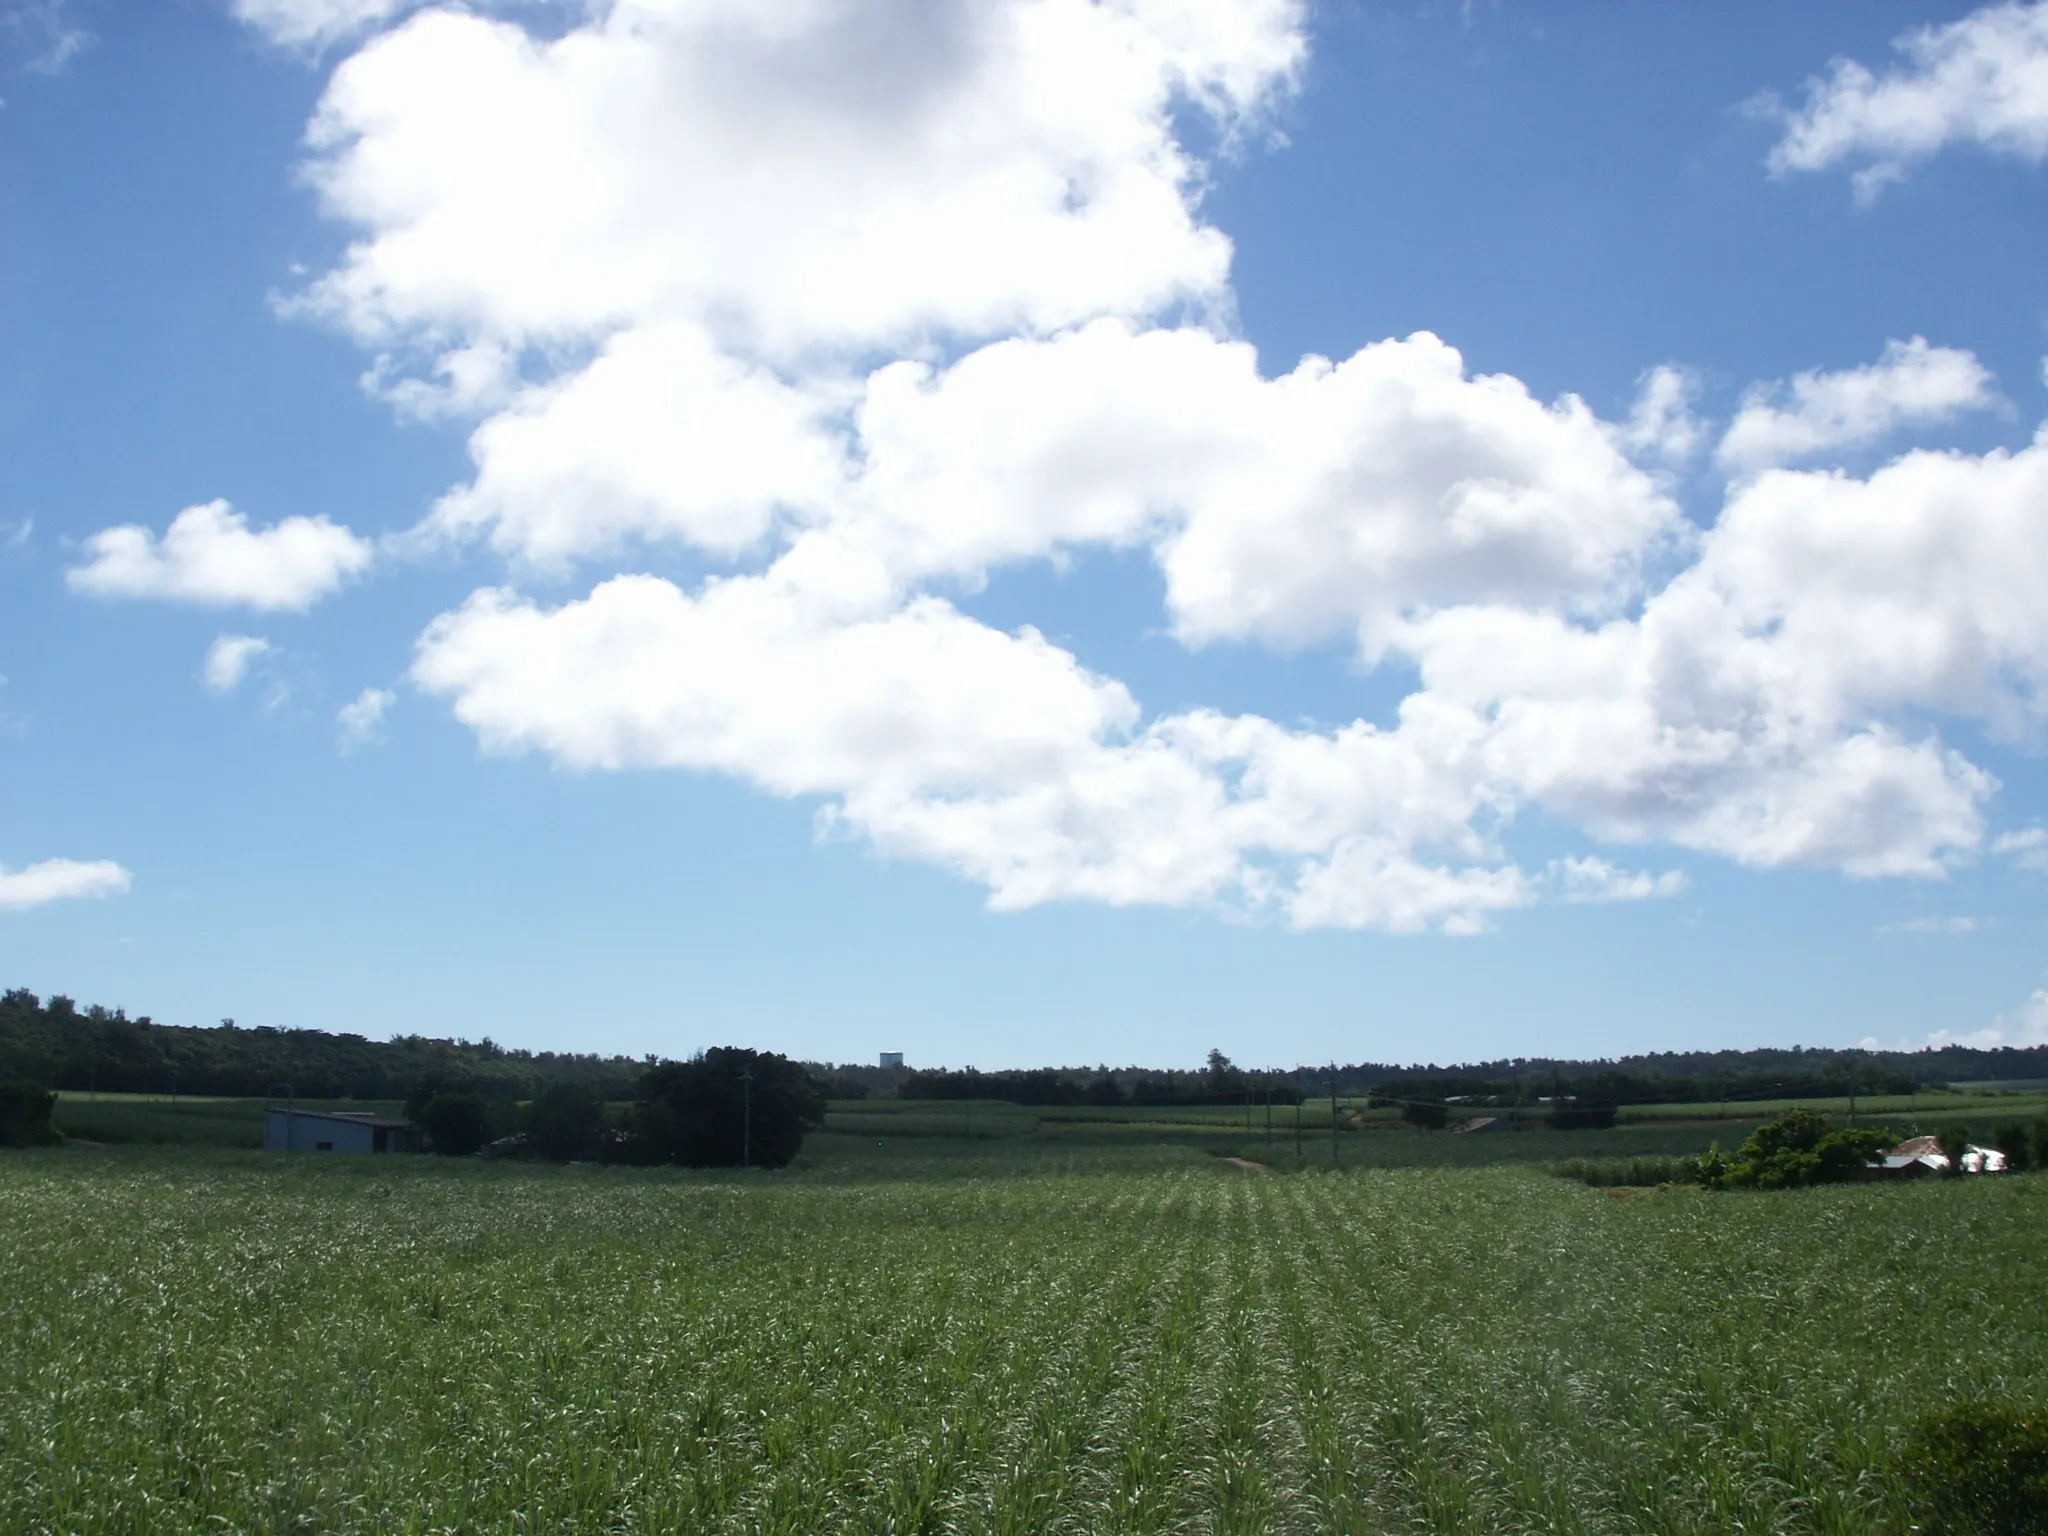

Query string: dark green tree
524 1082 609 1161
0 1082 57 1146
1939 1125 1972 1177
1994 1122 2033 1173
415 1092 493 1156
627 1048 825 1169
1205 1049 1244 1095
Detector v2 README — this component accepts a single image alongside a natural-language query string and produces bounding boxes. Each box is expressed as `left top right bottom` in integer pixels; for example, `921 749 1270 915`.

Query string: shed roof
265 1107 413 1130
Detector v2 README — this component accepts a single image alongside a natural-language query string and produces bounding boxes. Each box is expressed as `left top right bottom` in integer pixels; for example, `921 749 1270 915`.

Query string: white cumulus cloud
336 685 396 749
1717 338 1997 474
69 500 373 611
202 634 273 694
1767 2 2048 199
295 0 1301 362
0 857 132 911
240 0 2048 932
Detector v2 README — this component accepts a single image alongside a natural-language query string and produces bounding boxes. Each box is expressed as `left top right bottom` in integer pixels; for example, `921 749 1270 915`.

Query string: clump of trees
1691 1109 1891 1190
622 1048 824 1168
0 1081 57 1146
407 1050 828 1168
406 1088 499 1156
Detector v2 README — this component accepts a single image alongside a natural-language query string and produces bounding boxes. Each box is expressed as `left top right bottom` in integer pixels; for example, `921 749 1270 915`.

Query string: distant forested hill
8 983 2043 1106
1326 1042 2048 1104
0 989 646 1101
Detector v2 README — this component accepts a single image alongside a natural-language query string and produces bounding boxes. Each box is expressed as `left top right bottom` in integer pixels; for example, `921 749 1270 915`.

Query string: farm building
1453 1116 1507 1134
1868 1134 2007 1178
264 1108 419 1154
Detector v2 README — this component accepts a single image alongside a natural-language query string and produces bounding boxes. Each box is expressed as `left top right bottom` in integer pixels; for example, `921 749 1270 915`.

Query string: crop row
1 1151 2042 1533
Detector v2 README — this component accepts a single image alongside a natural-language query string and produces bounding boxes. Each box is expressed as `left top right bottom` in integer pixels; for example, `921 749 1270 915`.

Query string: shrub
0 1081 57 1146
1995 1123 2034 1174
2034 1119 2048 1172
1897 1402 2048 1535
1718 1113 1888 1189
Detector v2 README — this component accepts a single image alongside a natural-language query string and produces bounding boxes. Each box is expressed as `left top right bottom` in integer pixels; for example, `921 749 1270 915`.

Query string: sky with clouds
3 0 2046 1066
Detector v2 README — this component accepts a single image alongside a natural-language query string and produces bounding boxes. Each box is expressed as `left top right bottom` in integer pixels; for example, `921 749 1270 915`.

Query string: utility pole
1329 1066 1340 1168
1510 1059 1521 1130
1246 1085 1253 1134
739 1066 754 1168
1295 1094 1303 1163
1265 1086 1273 1145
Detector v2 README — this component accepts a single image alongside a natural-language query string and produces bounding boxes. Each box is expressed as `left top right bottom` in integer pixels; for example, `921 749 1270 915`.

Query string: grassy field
3 1129 2045 1534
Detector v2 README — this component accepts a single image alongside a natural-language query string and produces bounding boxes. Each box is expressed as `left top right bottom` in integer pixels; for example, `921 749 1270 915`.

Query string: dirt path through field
1221 1156 1270 1174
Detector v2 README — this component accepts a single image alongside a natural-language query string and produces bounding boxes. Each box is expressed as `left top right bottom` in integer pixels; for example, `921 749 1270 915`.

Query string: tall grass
1 1146 2042 1532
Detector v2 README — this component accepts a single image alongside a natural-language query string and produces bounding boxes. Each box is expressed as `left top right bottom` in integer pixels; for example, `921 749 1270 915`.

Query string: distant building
1871 1134 2007 1178
879 1052 905 1070
264 1108 418 1154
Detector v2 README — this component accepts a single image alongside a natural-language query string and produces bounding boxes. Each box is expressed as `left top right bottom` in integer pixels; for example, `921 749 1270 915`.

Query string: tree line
0 989 646 1102
897 1051 1308 1107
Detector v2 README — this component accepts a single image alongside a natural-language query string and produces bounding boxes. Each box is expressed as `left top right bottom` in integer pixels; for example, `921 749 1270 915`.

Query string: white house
263 1108 418 1154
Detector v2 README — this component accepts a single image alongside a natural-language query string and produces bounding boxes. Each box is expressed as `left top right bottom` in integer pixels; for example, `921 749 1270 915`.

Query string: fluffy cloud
296 0 1301 362
203 634 272 694
0 857 131 911
424 323 843 568
259 0 2048 931
412 570 1534 929
336 686 396 749
854 323 1681 656
1394 418 2048 876
1717 339 1996 474
69 500 373 611
1767 1 2048 199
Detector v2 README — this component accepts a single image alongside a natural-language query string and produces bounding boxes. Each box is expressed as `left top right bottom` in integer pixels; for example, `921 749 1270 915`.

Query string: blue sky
3 0 2047 1069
